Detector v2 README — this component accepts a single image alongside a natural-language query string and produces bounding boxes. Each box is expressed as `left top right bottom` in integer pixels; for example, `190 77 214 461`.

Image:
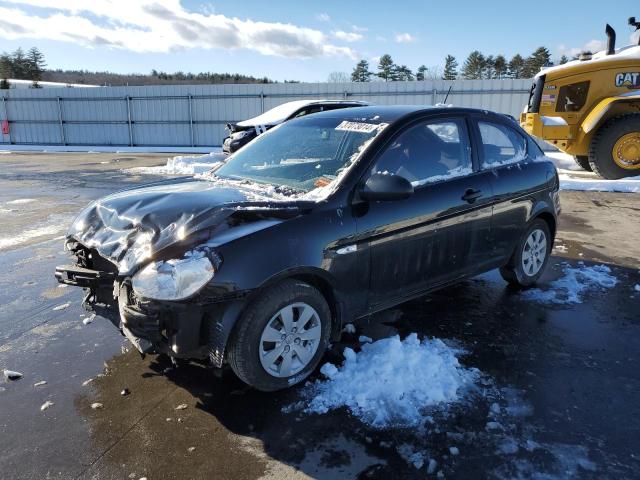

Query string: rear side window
372 118 472 187
478 121 526 168
292 106 323 118
555 81 590 112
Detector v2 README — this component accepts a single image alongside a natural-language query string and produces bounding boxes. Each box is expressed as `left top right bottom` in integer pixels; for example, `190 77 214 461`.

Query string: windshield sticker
335 121 380 133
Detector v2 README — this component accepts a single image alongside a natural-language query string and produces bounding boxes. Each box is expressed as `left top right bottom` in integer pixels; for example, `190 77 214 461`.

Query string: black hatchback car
56 106 560 391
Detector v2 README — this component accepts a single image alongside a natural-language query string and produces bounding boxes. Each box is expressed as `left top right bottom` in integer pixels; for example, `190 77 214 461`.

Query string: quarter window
478 121 526 168
372 118 472 187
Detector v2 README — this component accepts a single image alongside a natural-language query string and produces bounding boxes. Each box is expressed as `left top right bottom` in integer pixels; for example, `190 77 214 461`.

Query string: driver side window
372 118 472 187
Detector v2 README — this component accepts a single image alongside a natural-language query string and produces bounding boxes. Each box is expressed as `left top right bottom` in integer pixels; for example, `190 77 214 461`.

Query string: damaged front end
55 178 309 366
56 241 232 362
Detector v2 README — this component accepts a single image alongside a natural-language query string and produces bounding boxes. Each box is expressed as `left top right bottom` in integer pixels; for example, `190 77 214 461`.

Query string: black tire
227 280 331 391
573 155 592 171
589 114 640 179
500 219 552 288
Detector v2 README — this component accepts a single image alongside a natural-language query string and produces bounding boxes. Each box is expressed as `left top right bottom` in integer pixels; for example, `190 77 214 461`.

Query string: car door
353 115 493 311
473 117 550 262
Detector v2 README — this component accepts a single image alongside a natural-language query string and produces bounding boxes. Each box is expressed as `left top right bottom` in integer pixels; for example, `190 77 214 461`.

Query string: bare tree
327 71 350 83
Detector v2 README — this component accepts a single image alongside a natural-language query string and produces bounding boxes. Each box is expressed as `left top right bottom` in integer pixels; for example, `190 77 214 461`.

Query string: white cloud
0 1 356 59
332 30 363 42
316 13 330 22
350 24 368 33
557 32 640 59
395 33 416 43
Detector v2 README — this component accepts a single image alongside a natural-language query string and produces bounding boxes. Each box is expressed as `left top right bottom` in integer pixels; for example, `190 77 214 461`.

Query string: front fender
581 93 640 134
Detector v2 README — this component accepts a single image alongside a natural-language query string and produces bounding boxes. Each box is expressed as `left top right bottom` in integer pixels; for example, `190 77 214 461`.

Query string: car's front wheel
227 280 331 391
500 219 551 288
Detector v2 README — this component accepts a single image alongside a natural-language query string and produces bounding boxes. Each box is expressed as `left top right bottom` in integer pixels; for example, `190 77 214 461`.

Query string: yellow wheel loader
520 18 640 179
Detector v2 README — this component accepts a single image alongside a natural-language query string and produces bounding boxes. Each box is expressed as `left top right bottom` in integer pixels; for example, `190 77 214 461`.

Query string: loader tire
589 114 640 179
573 156 592 171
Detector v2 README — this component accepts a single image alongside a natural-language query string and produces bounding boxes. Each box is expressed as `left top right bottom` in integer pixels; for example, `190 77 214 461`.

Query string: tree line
0 47 46 88
351 47 565 82
0 47 276 88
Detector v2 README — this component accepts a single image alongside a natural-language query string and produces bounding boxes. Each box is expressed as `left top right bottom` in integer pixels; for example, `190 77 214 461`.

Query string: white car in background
223 99 369 153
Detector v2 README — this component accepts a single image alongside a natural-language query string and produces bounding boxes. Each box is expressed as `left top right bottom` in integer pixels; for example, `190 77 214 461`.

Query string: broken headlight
131 251 215 301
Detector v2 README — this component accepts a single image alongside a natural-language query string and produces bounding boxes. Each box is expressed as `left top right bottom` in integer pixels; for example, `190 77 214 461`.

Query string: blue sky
0 0 639 82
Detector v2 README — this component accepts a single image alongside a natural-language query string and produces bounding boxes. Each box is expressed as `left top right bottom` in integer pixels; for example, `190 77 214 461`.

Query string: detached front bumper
54 263 248 367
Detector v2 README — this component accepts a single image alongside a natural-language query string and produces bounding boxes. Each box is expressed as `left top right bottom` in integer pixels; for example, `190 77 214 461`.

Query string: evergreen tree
493 55 507 79
416 65 427 81
26 47 46 86
524 46 551 78
0 53 12 88
484 55 495 79
377 54 396 81
351 60 372 82
10 48 27 79
559 55 569 65
462 51 486 79
395 65 414 81
442 55 458 80
508 54 526 79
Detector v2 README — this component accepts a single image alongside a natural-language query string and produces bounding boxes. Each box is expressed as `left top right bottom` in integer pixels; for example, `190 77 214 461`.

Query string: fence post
188 94 194 147
126 96 133 146
56 97 66 145
432 88 438 105
1 96 11 144
260 91 265 113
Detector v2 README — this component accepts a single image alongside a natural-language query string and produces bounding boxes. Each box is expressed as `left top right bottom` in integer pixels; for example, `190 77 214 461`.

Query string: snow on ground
0 145 214 154
521 263 617 305
294 334 479 428
546 152 640 193
0 224 65 250
125 150 226 175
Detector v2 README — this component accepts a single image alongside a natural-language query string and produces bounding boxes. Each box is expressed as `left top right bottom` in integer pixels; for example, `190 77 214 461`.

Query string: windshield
214 116 388 193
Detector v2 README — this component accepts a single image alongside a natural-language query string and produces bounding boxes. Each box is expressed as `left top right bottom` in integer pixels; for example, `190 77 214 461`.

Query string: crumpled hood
68 177 298 275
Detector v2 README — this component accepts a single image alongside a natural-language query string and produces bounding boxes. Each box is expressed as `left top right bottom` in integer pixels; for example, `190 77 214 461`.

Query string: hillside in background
41 69 274 86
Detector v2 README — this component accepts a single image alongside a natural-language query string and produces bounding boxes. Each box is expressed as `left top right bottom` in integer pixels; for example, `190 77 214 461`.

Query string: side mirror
360 172 414 202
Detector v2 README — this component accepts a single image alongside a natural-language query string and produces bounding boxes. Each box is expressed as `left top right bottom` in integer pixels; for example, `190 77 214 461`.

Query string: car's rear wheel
573 155 592 171
227 280 331 391
500 219 551 288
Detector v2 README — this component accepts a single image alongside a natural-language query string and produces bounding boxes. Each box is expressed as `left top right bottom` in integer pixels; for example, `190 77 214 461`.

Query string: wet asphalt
0 153 639 480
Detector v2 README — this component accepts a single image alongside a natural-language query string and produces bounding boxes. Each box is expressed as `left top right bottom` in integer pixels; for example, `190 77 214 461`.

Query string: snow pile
545 152 640 193
300 334 479 427
127 151 225 175
559 173 640 193
521 263 618 304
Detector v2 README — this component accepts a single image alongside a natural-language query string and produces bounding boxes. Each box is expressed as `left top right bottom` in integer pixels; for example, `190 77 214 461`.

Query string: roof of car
306 105 508 124
235 99 370 127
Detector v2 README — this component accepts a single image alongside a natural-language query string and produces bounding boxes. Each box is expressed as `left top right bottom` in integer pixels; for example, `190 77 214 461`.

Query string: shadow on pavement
74 257 640 479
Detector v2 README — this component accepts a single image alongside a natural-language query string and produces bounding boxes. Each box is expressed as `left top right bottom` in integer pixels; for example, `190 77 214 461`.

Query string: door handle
462 188 482 203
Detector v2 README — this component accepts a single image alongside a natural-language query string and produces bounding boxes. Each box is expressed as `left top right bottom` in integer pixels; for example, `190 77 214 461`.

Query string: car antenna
442 85 453 105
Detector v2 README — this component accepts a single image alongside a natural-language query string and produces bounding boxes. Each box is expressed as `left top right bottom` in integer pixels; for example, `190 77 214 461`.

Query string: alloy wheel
522 229 547 276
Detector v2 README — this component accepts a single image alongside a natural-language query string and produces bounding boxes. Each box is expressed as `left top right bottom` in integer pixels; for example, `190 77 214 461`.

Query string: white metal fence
0 79 532 147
